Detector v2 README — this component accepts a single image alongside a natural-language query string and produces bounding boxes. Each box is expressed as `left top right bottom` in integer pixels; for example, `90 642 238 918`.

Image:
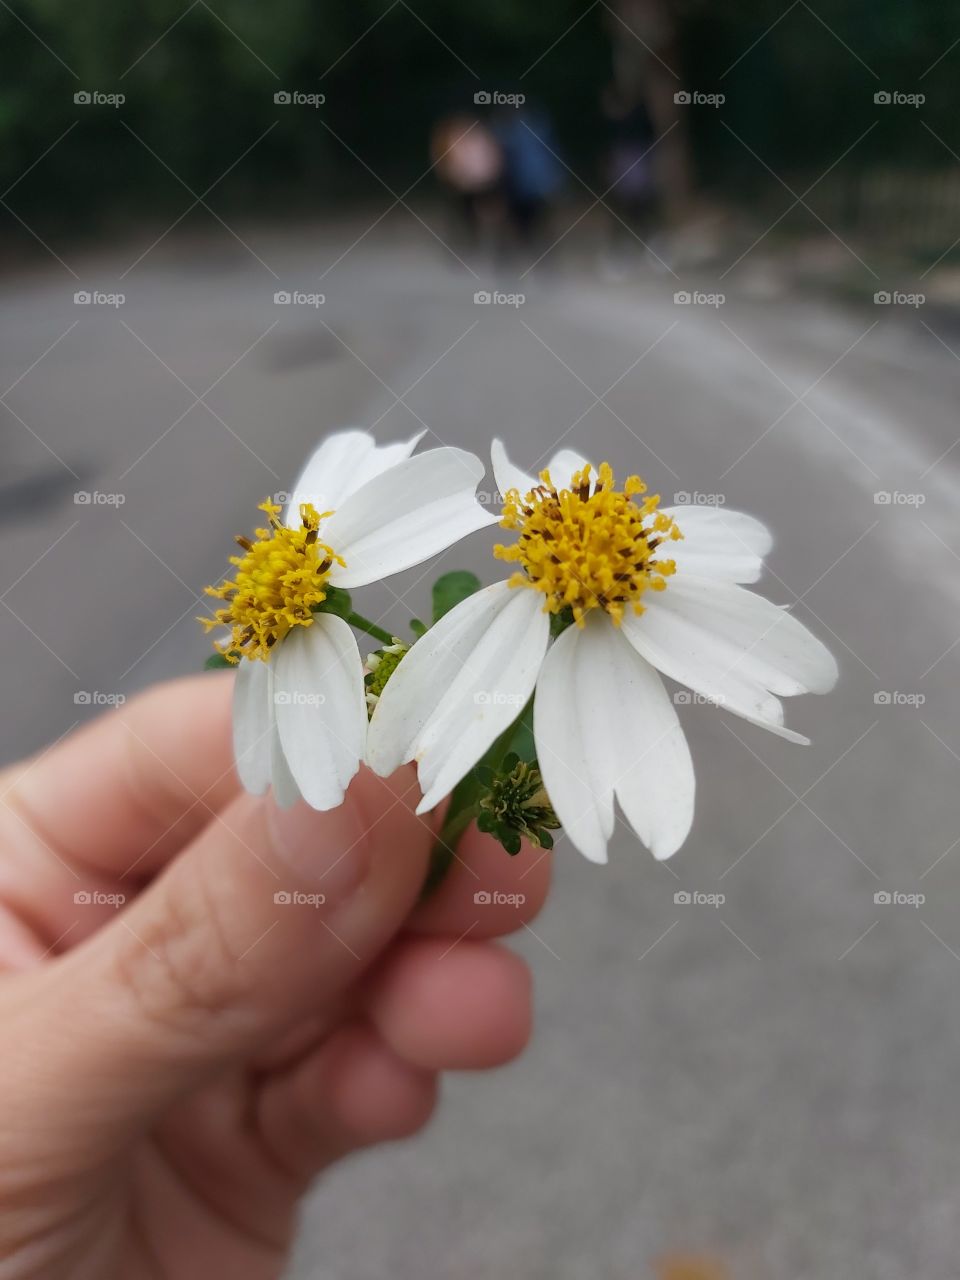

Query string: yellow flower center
494 462 682 626
200 500 344 662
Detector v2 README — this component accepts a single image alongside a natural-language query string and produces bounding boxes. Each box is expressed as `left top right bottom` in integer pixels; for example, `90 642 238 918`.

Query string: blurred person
599 83 662 275
430 113 504 250
490 103 566 258
0 674 549 1279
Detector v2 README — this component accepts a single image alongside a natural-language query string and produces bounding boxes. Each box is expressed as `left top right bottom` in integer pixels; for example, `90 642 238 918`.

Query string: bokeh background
3 3 960 1277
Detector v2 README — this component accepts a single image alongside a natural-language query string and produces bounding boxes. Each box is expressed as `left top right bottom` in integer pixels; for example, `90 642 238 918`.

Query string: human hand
0 675 550 1279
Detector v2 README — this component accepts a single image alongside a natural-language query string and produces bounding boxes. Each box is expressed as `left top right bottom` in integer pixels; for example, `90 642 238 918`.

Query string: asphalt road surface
2 215 960 1279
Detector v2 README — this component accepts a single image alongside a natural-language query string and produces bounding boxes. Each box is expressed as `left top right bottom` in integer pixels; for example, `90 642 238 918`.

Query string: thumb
6 767 431 1159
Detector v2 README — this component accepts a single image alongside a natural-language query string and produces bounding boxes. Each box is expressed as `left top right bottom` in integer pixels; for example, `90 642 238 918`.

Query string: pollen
494 462 682 626
200 500 343 662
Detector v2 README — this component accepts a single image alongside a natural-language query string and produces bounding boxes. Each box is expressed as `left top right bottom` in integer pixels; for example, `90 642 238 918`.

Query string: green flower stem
421 698 534 898
347 612 395 645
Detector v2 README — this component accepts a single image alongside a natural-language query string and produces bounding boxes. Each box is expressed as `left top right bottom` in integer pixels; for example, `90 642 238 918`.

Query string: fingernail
266 797 369 904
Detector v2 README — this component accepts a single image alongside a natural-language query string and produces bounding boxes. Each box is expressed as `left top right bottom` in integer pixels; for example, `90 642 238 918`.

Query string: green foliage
313 586 353 621
431 570 481 624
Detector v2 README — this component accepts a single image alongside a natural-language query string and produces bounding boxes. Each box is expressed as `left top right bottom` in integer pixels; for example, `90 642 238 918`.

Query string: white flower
203 429 496 810
367 439 838 863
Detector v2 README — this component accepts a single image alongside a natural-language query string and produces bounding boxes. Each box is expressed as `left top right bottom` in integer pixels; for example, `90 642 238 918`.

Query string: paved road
2 217 960 1279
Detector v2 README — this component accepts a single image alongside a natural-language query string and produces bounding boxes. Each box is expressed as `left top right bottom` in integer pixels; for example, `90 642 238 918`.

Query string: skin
0 674 552 1279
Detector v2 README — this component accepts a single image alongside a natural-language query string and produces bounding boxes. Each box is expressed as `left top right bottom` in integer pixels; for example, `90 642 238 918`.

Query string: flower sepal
476 753 561 856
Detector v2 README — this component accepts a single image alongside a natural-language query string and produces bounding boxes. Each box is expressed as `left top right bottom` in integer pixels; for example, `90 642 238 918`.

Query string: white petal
273 616 367 811
546 447 590 487
414 591 550 811
367 581 516 777
232 658 273 795
604 627 695 860
491 438 536 499
285 429 425 525
270 725 301 809
325 447 497 588
661 505 772 584
621 574 837 739
533 621 615 864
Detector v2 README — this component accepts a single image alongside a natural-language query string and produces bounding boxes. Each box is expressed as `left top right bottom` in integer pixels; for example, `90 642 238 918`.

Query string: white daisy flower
367 438 838 864
202 429 496 810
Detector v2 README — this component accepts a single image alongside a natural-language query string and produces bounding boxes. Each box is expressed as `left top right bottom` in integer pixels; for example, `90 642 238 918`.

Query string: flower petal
547 447 590 487
367 582 549 813
270 725 301 809
285 429 425 525
605 627 695 859
661 505 772 584
536 618 695 862
273 616 367 811
326 447 497 588
232 658 273 795
533 621 615 864
491 438 536 499
621 574 837 739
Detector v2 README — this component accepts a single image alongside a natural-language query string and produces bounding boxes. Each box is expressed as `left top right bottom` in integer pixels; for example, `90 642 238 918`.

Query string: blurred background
2 2 960 1277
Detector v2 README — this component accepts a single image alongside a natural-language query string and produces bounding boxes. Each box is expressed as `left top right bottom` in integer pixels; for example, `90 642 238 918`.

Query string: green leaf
204 652 238 670
410 618 428 638
314 586 353 620
431 570 481 624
